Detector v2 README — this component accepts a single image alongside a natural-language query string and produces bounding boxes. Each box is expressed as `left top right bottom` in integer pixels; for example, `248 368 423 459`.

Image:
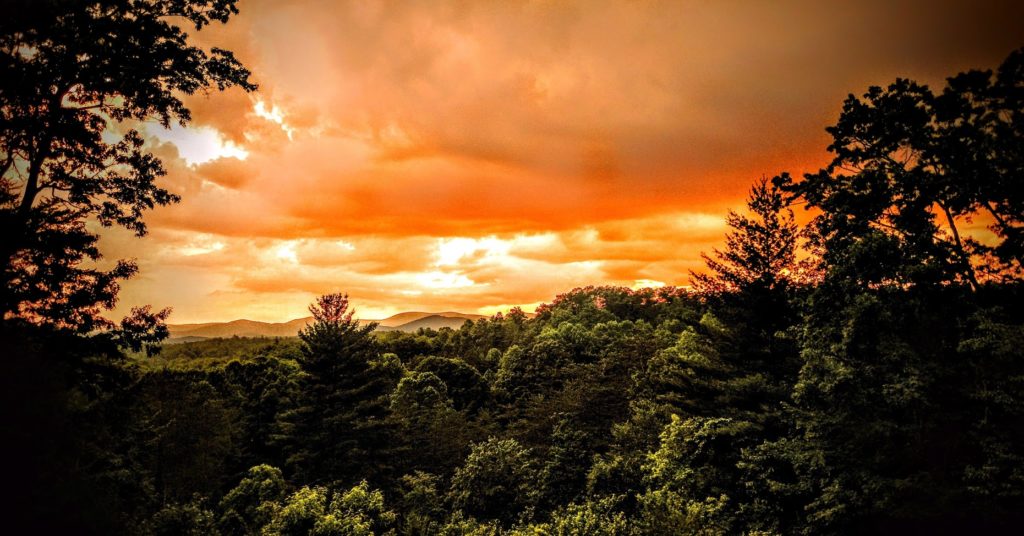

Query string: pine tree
691 176 801 297
279 294 397 487
612 177 812 533
681 176 805 416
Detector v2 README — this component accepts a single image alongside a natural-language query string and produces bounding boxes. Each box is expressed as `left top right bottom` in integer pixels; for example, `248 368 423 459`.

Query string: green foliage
148 497 218 536
437 512 502 536
644 415 756 494
959 304 1024 502
588 400 671 499
541 496 631 536
263 486 330 536
397 471 447 535
261 482 397 536
630 415 758 533
392 371 451 415
450 437 542 526
635 491 733 536
133 371 238 502
154 337 302 367
218 465 288 536
414 356 490 413
330 481 398 535
390 371 480 476
539 417 593 509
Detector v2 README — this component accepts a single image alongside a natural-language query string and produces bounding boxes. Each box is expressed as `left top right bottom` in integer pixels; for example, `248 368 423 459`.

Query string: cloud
101 0 1023 322
106 213 720 322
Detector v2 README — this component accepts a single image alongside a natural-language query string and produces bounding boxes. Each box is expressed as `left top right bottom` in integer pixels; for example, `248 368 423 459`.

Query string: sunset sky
103 0 1023 323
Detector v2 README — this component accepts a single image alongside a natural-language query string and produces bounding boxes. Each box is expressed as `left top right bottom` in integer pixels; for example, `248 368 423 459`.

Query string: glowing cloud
436 237 512 266
415 271 477 289
253 100 296 140
100 0 1022 323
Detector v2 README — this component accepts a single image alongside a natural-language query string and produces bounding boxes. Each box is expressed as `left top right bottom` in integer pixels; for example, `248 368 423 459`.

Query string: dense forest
3 1 1024 534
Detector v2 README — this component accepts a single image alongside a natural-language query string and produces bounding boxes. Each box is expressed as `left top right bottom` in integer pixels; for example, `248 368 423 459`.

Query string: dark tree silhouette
781 48 1024 289
690 176 801 297
0 0 256 332
688 175 806 370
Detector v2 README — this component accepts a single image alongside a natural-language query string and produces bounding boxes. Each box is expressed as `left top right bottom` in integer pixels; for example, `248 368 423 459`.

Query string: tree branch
938 200 978 291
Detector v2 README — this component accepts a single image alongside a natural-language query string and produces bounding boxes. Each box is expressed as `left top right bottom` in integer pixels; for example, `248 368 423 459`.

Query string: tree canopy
1 0 255 332
781 49 1024 289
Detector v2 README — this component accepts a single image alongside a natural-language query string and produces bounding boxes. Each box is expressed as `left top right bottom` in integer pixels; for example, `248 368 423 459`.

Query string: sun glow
145 123 249 165
273 241 300 264
435 237 513 267
102 1 1022 326
632 279 666 290
178 235 226 256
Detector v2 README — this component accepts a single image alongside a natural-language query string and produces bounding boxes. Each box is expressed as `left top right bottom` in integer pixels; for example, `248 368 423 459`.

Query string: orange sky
102 0 1024 323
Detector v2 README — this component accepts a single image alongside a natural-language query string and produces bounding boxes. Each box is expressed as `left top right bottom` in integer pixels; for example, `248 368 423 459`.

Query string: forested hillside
2 1 1023 534
6 264 1024 533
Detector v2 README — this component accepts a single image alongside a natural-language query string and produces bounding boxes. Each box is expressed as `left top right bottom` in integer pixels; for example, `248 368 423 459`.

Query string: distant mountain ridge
166 311 485 343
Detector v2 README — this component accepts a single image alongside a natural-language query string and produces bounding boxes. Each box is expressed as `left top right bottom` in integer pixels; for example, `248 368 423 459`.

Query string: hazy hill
166 311 485 342
388 314 476 332
376 311 482 328
167 318 313 339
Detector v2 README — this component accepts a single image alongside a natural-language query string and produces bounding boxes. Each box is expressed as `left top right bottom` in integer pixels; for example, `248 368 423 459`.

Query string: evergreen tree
676 176 805 422
279 294 397 487
691 175 802 299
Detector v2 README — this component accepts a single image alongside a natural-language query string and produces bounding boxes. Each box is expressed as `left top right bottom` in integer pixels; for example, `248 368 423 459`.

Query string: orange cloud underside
105 0 1023 323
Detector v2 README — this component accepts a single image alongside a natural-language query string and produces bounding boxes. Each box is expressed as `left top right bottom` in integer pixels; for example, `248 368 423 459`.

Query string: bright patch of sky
145 123 249 165
254 100 296 139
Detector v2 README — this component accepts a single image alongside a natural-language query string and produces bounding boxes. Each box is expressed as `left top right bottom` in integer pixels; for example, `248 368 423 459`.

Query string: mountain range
164 311 485 343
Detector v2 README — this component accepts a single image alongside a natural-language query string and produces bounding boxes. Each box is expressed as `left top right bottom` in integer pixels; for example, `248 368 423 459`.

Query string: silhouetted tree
0 0 255 331
765 47 1024 533
782 47 1024 289
691 175 802 298
677 176 805 420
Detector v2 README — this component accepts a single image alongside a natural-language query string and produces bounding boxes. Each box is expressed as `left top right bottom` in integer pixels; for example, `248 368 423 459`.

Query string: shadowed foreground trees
1 1 255 530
